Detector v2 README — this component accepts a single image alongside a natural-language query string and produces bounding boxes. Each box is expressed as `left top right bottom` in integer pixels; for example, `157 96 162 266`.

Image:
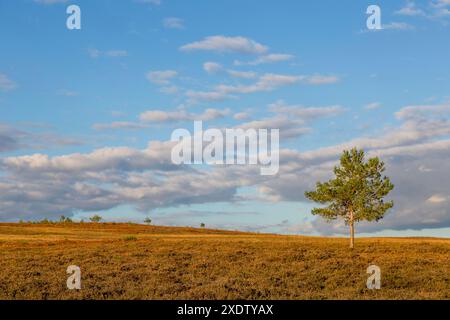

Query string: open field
0 223 449 300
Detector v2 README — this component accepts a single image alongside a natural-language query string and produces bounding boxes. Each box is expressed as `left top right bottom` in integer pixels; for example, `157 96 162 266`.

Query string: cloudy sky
0 0 449 237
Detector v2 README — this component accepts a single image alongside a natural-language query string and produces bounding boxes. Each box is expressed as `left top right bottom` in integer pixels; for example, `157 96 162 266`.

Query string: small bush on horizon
59 215 73 223
89 215 102 223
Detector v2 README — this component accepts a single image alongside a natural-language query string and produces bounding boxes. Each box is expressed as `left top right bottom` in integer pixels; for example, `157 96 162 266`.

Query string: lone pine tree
305 148 394 248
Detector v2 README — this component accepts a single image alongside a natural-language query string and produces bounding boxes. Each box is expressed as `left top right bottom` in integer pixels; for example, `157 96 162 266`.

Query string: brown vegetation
0 223 448 300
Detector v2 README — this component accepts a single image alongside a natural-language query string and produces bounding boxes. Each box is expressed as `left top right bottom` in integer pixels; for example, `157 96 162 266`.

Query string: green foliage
89 215 102 223
305 148 394 224
200 223 206 228
123 235 137 241
144 217 152 225
59 215 73 223
38 218 51 224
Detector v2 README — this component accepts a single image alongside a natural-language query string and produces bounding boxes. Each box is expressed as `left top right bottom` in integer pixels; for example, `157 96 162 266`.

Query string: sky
0 0 449 237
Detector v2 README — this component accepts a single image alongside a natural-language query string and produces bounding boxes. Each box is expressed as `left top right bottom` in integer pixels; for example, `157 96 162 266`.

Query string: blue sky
1 0 450 237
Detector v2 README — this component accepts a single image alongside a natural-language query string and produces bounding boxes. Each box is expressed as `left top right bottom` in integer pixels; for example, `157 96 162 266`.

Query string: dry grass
0 223 448 300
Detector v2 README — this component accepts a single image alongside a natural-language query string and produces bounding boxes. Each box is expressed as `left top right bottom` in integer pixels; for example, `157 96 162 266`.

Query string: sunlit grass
0 223 448 300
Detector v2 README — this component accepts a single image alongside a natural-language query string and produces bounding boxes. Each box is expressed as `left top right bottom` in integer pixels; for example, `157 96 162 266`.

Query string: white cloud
269 100 346 120
382 22 415 30
302 74 340 85
365 102 382 110
217 73 302 94
203 62 223 74
234 53 294 66
105 50 128 57
33 0 68 4
395 2 425 16
93 122 149 131
58 89 78 97
180 36 268 54
163 17 184 29
238 117 311 139
393 1 450 20
427 194 447 204
218 73 338 94
136 0 161 5
159 86 179 95
0 74 17 92
146 70 178 85
227 70 257 79
0 123 80 153
395 103 450 120
88 49 128 58
88 48 101 58
139 108 230 122
233 112 250 120
185 90 230 102
185 73 338 103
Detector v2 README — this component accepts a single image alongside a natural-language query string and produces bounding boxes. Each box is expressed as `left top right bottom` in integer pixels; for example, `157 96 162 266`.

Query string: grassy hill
0 223 448 300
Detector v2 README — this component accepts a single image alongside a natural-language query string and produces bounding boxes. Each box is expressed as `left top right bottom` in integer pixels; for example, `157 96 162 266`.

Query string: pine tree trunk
349 208 355 249
350 221 354 249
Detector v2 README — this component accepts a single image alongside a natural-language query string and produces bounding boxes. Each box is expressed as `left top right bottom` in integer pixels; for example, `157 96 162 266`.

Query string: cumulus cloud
395 103 450 120
382 22 415 30
0 124 81 153
220 73 338 94
217 73 302 94
0 74 17 92
238 117 311 140
93 122 149 131
180 36 268 54
185 73 338 103
269 100 346 120
0 125 22 152
302 74 340 85
146 70 178 85
395 2 425 16
139 108 230 122
33 0 68 4
88 49 128 58
136 0 161 5
233 100 346 140
203 62 223 74
394 1 450 20
185 90 231 103
163 17 184 29
233 112 251 120
0 141 250 221
365 102 382 110
234 53 294 66
227 70 257 79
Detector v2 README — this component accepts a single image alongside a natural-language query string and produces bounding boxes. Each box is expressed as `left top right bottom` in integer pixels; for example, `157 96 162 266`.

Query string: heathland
0 223 448 300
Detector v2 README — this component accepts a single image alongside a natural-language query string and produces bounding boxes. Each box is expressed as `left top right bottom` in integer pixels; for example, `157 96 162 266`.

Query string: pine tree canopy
305 148 394 225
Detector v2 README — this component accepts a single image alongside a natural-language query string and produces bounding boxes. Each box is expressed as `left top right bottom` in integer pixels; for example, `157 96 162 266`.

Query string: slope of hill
0 223 448 300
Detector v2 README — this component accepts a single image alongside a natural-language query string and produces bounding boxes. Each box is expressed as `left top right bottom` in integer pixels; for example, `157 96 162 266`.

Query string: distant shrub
144 217 152 225
89 215 102 223
123 236 137 241
59 215 73 223
200 223 206 228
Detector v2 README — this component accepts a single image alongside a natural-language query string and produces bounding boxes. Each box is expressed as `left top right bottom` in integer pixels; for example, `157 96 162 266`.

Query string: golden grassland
0 222 449 300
